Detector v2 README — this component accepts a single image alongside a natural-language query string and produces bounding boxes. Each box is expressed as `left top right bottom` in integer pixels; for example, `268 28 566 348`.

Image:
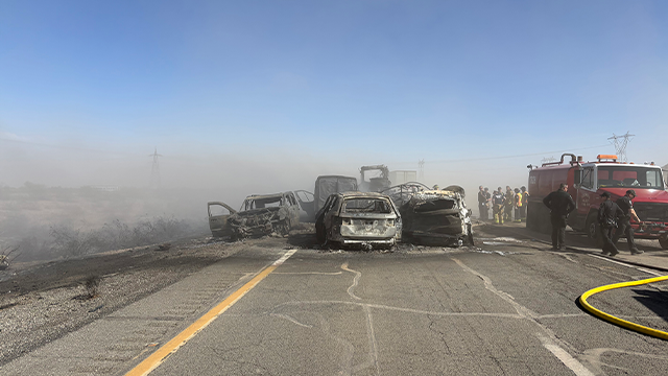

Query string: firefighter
612 189 645 255
492 188 505 224
542 183 576 250
504 186 514 222
520 186 529 222
514 188 522 222
478 186 488 221
599 192 623 256
484 187 491 219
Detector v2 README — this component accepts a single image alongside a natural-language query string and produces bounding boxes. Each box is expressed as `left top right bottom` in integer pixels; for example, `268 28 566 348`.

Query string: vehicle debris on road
227 192 302 240
399 186 474 247
315 191 402 250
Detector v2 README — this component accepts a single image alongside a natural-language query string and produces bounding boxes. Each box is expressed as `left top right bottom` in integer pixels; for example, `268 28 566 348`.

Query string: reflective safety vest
516 192 523 207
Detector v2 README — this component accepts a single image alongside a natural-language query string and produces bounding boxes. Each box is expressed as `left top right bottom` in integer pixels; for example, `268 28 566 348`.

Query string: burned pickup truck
208 192 301 240
382 184 473 247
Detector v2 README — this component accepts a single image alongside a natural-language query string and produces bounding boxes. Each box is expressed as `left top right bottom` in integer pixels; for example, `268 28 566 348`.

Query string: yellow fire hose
579 275 668 341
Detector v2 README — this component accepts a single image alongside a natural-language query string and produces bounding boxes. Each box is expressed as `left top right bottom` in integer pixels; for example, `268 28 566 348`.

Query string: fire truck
526 153 668 249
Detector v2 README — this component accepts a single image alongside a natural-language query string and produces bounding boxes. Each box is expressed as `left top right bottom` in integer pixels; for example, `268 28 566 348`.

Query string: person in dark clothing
612 189 645 255
478 186 489 221
542 183 576 250
520 186 529 222
598 192 623 256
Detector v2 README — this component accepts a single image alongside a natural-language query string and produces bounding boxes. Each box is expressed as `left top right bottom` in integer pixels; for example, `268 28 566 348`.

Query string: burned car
315 191 402 249
207 201 237 238
399 186 473 247
380 182 431 208
210 192 301 240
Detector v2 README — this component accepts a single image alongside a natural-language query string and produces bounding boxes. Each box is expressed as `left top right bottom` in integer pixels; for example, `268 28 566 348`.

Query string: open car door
294 190 315 222
207 201 237 237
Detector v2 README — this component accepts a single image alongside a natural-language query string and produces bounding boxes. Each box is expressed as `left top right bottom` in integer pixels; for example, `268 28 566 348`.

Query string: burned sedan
399 186 473 247
315 192 402 249
226 192 301 239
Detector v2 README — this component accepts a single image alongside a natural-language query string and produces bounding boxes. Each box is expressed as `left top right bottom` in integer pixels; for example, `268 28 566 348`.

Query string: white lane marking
538 334 595 376
453 258 595 376
536 313 589 319
273 249 297 265
588 254 663 276
269 313 313 328
341 262 362 300
357 305 380 376
271 300 523 319
274 271 343 275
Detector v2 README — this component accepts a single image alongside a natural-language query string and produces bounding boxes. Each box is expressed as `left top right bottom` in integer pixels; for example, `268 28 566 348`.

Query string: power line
0 136 137 156
389 144 611 165
608 132 634 163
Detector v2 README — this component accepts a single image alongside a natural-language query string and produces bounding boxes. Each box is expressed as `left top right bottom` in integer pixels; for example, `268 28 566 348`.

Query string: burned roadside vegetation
0 184 209 265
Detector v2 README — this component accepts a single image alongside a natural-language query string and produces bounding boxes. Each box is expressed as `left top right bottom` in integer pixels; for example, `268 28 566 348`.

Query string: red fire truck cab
526 153 668 249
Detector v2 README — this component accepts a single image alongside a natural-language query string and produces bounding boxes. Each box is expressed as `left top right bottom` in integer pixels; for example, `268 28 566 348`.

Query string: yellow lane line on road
125 249 298 376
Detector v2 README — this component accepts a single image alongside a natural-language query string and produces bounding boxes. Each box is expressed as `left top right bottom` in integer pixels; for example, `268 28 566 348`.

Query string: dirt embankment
0 235 253 366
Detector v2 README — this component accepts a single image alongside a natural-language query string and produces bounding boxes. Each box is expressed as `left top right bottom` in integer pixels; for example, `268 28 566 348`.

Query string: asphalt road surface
3 225 668 376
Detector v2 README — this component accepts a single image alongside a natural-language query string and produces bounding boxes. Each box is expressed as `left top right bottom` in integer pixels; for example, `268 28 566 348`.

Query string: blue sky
1 0 667 198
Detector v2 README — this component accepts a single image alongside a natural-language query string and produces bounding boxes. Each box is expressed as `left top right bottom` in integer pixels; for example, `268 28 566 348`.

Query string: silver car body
316 191 402 249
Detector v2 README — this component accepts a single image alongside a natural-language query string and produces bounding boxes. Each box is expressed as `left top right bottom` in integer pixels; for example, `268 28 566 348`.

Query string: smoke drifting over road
0 136 577 264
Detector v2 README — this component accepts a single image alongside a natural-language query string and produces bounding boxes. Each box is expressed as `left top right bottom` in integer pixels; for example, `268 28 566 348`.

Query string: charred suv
315 192 401 249
398 186 473 247
227 192 301 239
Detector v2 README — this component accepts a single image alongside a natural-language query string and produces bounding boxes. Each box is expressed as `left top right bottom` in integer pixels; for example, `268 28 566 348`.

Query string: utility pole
149 148 162 189
608 132 634 163
418 159 425 182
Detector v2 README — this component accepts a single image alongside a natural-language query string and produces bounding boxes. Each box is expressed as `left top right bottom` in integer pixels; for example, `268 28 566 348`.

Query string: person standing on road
598 192 623 256
484 188 491 220
612 189 645 255
492 188 505 224
520 186 529 222
542 183 576 250
514 188 522 222
478 186 489 221
504 186 514 222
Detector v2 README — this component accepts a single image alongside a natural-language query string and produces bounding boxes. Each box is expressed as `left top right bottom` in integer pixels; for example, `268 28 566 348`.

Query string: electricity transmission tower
149 148 162 189
608 132 634 162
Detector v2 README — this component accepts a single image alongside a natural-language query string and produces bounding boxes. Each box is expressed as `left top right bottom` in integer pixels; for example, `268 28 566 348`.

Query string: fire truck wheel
659 235 668 250
586 214 603 247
